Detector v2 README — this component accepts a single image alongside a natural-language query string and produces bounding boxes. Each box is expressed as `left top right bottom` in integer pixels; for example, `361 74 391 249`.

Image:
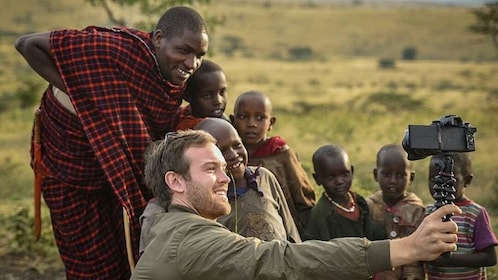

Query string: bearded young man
133 130 461 280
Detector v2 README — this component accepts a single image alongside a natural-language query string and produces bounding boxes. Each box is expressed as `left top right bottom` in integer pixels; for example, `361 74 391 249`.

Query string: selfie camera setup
401 114 477 256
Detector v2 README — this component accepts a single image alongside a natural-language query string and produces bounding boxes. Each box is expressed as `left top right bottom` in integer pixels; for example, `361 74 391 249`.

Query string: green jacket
132 205 393 280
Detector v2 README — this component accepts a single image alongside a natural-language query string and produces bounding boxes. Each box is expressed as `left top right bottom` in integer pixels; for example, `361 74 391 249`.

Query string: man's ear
151 29 164 49
268 116 276 131
373 168 379 182
165 171 186 193
350 165 354 176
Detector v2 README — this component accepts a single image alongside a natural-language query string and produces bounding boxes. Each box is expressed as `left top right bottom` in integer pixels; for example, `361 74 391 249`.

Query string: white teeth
229 162 241 170
215 190 228 200
178 68 190 78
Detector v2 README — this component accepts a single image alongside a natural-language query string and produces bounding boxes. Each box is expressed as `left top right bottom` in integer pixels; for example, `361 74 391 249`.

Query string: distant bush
219 35 246 57
287 46 314 61
0 81 43 113
361 92 424 113
489 87 498 97
17 78 43 108
378 58 396 69
402 47 418 60
0 94 18 113
0 207 57 257
432 79 464 91
247 72 270 84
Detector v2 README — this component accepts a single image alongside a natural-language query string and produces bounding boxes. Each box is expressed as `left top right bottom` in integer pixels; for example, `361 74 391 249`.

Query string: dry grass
206 1 495 61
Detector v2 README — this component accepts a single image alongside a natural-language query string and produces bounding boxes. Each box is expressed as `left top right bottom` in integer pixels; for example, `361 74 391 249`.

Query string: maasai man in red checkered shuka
15 6 209 279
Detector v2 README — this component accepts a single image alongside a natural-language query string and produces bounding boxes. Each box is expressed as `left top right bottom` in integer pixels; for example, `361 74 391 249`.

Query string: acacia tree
469 2 498 57
85 0 223 31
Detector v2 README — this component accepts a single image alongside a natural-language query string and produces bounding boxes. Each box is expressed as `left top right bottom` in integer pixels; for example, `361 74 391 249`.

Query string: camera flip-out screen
407 125 440 150
407 125 476 152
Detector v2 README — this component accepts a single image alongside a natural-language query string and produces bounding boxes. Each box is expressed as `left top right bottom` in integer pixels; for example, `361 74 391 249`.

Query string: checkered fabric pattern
34 26 185 279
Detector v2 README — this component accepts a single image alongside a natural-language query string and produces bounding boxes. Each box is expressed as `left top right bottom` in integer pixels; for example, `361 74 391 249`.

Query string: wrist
390 237 414 267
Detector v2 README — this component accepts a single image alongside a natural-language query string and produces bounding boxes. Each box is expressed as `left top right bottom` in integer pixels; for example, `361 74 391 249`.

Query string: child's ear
229 114 235 124
350 165 354 176
268 116 276 131
373 168 379 182
409 171 415 184
464 173 473 187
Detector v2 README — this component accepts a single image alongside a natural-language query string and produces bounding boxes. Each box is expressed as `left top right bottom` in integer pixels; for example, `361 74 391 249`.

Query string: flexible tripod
430 152 457 257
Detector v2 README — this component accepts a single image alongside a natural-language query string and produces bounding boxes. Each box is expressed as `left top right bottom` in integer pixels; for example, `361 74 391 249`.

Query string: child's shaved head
233 90 272 114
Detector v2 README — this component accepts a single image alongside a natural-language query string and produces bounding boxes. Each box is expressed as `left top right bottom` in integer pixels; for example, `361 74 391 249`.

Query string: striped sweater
425 198 498 280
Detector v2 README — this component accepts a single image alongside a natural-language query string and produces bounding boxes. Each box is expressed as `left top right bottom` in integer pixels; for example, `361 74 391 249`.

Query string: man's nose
219 169 230 184
185 55 201 70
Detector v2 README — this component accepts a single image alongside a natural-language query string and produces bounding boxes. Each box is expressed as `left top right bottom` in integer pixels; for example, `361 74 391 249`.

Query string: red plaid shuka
34 26 184 279
173 105 205 130
251 136 288 157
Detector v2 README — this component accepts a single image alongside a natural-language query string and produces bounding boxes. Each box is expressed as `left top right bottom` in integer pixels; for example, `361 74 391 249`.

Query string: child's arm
279 148 316 231
429 244 497 267
263 168 302 243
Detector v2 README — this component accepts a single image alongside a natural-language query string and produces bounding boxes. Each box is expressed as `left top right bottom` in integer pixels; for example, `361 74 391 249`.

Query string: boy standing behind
230 90 315 234
303 144 385 241
174 59 228 130
195 118 301 243
426 153 497 280
366 144 425 280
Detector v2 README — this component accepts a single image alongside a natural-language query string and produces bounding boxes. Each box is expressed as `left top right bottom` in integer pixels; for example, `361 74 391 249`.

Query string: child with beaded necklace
303 144 386 241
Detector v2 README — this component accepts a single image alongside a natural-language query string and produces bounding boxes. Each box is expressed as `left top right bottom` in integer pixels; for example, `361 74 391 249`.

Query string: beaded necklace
324 191 356 213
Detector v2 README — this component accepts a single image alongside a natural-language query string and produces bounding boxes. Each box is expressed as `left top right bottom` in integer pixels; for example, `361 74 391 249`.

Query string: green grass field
1 0 497 277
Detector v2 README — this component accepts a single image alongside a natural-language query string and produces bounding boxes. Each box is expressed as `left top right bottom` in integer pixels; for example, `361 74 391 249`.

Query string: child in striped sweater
425 152 497 280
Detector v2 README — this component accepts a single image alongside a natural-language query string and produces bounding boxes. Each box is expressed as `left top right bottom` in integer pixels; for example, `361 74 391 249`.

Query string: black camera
402 114 477 160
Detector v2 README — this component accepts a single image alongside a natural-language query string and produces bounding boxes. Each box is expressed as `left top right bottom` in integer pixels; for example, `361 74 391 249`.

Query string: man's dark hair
155 6 207 39
184 59 224 102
